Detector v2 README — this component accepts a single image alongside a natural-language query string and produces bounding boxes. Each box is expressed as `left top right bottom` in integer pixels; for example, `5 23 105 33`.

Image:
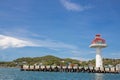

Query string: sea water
0 68 120 80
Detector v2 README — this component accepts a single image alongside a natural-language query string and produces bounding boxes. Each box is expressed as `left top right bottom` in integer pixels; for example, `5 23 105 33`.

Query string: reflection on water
95 73 103 80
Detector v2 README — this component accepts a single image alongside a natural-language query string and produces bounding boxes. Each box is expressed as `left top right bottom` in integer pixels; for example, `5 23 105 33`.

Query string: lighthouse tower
89 34 107 68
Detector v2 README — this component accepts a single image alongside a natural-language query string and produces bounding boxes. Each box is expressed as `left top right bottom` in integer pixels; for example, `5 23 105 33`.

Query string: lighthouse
89 34 107 68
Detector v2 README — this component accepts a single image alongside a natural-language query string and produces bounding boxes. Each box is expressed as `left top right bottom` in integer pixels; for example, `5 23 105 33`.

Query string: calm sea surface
0 68 120 80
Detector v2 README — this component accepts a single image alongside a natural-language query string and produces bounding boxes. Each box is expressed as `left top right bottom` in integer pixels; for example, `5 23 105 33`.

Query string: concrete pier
21 65 119 74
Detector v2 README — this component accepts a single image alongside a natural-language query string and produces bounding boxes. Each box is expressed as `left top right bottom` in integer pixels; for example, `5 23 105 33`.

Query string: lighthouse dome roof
89 34 107 48
91 34 106 44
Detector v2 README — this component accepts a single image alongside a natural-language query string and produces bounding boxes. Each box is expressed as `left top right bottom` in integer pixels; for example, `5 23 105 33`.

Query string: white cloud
70 57 81 60
35 39 78 50
107 52 120 59
0 35 78 50
69 57 92 61
0 35 36 49
60 0 90 11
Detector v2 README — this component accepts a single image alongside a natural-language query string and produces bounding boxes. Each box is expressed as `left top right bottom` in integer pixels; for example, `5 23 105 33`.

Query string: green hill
13 55 80 66
0 55 120 67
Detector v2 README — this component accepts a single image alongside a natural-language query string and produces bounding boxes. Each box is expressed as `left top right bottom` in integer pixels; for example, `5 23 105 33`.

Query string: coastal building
89 34 107 68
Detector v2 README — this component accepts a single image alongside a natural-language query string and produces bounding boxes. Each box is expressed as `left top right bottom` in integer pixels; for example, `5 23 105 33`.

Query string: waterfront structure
20 65 119 73
89 34 107 68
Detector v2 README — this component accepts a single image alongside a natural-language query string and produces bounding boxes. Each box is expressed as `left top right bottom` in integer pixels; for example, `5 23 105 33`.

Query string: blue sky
0 0 120 61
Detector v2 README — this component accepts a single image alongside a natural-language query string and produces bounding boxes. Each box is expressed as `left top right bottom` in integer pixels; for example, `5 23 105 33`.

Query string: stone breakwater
21 65 119 74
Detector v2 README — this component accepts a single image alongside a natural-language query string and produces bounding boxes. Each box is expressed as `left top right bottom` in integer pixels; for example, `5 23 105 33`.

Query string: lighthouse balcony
89 44 107 48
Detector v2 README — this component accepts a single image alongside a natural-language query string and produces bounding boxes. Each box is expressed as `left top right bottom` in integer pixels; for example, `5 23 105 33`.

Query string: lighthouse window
96 41 103 44
96 40 103 44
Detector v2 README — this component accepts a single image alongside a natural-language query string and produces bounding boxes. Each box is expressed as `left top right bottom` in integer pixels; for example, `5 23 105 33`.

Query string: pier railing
20 65 119 73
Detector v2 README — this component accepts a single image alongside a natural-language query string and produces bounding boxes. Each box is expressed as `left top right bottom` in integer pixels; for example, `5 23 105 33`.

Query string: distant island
0 55 120 68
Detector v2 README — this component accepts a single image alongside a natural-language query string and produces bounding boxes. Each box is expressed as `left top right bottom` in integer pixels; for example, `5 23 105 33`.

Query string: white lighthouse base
96 48 103 68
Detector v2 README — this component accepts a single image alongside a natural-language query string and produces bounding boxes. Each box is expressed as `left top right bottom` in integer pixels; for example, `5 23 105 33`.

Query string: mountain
13 55 80 66
0 55 120 67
